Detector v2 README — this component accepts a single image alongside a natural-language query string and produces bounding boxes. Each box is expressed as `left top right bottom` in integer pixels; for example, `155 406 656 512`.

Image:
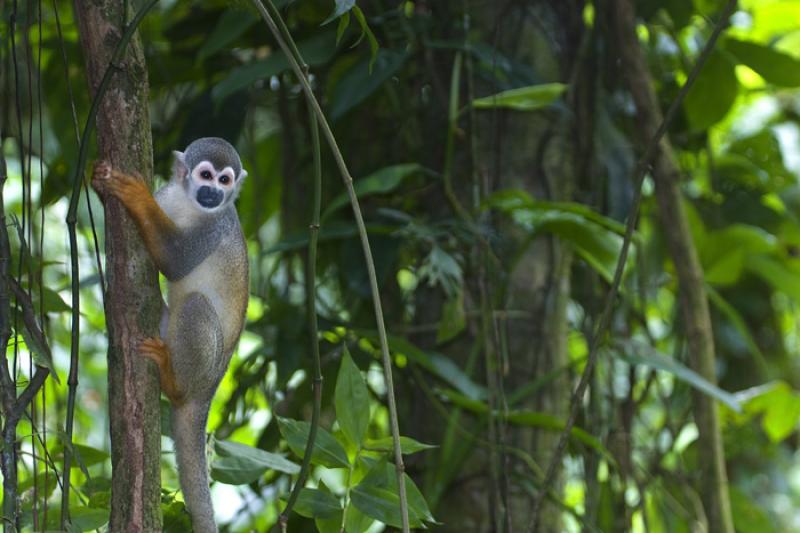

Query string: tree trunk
73 2 163 531
607 1 735 531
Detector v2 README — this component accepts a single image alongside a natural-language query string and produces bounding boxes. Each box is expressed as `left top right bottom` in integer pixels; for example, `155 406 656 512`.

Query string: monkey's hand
92 160 150 201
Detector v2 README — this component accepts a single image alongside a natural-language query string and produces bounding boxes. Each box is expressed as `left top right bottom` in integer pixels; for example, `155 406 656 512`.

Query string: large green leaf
485 189 633 283
725 37 800 87
211 440 300 484
291 488 343 519
745 254 800 303
683 49 738 131
350 460 435 528
197 8 257 60
322 163 427 220
438 388 611 459
734 381 800 442
335 347 371 448
328 49 407 119
614 339 741 412
361 332 486 400
277 417 350 468
471 83 567 111
699 224 775 286
212 31 338 101
67 507 109 532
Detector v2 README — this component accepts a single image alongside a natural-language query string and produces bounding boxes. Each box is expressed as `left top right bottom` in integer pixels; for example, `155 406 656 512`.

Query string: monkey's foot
91 160 113 195
139 337 185 405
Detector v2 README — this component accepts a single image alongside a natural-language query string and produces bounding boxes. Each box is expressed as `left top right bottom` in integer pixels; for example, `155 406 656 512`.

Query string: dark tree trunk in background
73 2 163 530
422 2 591 531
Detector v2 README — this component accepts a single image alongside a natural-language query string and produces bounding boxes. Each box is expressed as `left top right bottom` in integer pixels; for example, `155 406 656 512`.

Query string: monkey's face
188 161 240 212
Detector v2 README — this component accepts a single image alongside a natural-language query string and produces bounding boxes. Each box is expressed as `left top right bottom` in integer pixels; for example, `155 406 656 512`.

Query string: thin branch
527 2 737 530
250 2 411 531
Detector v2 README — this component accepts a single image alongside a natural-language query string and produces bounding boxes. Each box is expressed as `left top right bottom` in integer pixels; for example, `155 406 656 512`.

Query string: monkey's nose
197 186 224 208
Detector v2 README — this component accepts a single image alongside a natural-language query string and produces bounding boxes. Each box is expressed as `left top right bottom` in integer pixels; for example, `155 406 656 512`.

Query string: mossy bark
73 1 163 531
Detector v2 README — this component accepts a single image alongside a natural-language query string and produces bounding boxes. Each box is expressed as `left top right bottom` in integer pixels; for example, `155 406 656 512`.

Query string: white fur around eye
193 161 215 180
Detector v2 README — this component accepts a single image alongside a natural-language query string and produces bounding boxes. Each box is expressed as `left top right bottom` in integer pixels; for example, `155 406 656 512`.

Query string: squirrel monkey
93 137 249 533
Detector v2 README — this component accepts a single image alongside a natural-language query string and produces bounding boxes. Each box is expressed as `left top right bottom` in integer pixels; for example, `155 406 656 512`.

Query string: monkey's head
173 137 248 213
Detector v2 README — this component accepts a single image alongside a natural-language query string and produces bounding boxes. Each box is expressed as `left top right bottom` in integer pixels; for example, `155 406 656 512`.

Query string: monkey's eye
219 174 231 185
200 170 213 180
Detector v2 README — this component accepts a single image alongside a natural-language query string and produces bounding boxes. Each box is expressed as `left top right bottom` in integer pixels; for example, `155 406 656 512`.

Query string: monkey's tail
172 400 217 533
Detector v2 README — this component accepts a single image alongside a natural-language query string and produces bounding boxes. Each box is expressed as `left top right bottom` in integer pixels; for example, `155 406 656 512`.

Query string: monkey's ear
172 151 188 181
237 169 248 182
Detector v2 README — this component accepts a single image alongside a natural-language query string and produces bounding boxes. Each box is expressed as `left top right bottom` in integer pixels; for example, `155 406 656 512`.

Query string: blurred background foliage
4 0 800 531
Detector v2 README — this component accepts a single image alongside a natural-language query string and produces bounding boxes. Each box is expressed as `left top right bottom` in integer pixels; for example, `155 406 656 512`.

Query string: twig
527 2 737 530
61 1 159 527
250 2 411 530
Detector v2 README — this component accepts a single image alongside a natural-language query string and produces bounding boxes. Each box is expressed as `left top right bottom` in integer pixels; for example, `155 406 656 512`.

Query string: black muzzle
197 186 224 208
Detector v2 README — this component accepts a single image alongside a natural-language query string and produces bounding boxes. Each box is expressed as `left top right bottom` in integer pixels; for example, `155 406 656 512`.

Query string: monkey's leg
139 338 185 405
92 161 178 273
168 292 225 401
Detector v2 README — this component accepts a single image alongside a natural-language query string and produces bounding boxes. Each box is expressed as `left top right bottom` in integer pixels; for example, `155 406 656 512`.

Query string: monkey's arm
92 161 178 275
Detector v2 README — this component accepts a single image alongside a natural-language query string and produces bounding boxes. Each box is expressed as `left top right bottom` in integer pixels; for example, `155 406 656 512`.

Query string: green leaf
351 6 379 71
471 83 566 111
735 382 800 442
35 287 70 313
706 286 768 373
485 189 634 283
18 318 59 383
363 436 437 454
745 254 800 303
68 507 109 532
212 31 338 101
336 11 351 44
344 505 374 533
292 488 343 519
729 487 778 533
322 163 425 220
436 289 465 344
362 332 486 400
725 37 800 87
323 0 356 25
277 417 350 468
197 9 257 61
699 225 775 286
328 49 407 119
614 339 741 412
683 49 738 131
211 440 300 484
54 443 109 469
351 460 435 527
438 388 612 459
335 346 371 447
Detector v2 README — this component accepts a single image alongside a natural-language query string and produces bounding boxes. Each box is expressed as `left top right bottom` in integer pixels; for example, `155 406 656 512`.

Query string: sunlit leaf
683 49 738 131
726 37 800 87
471 83 566 111
363 436 437 454
335 346 371 448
